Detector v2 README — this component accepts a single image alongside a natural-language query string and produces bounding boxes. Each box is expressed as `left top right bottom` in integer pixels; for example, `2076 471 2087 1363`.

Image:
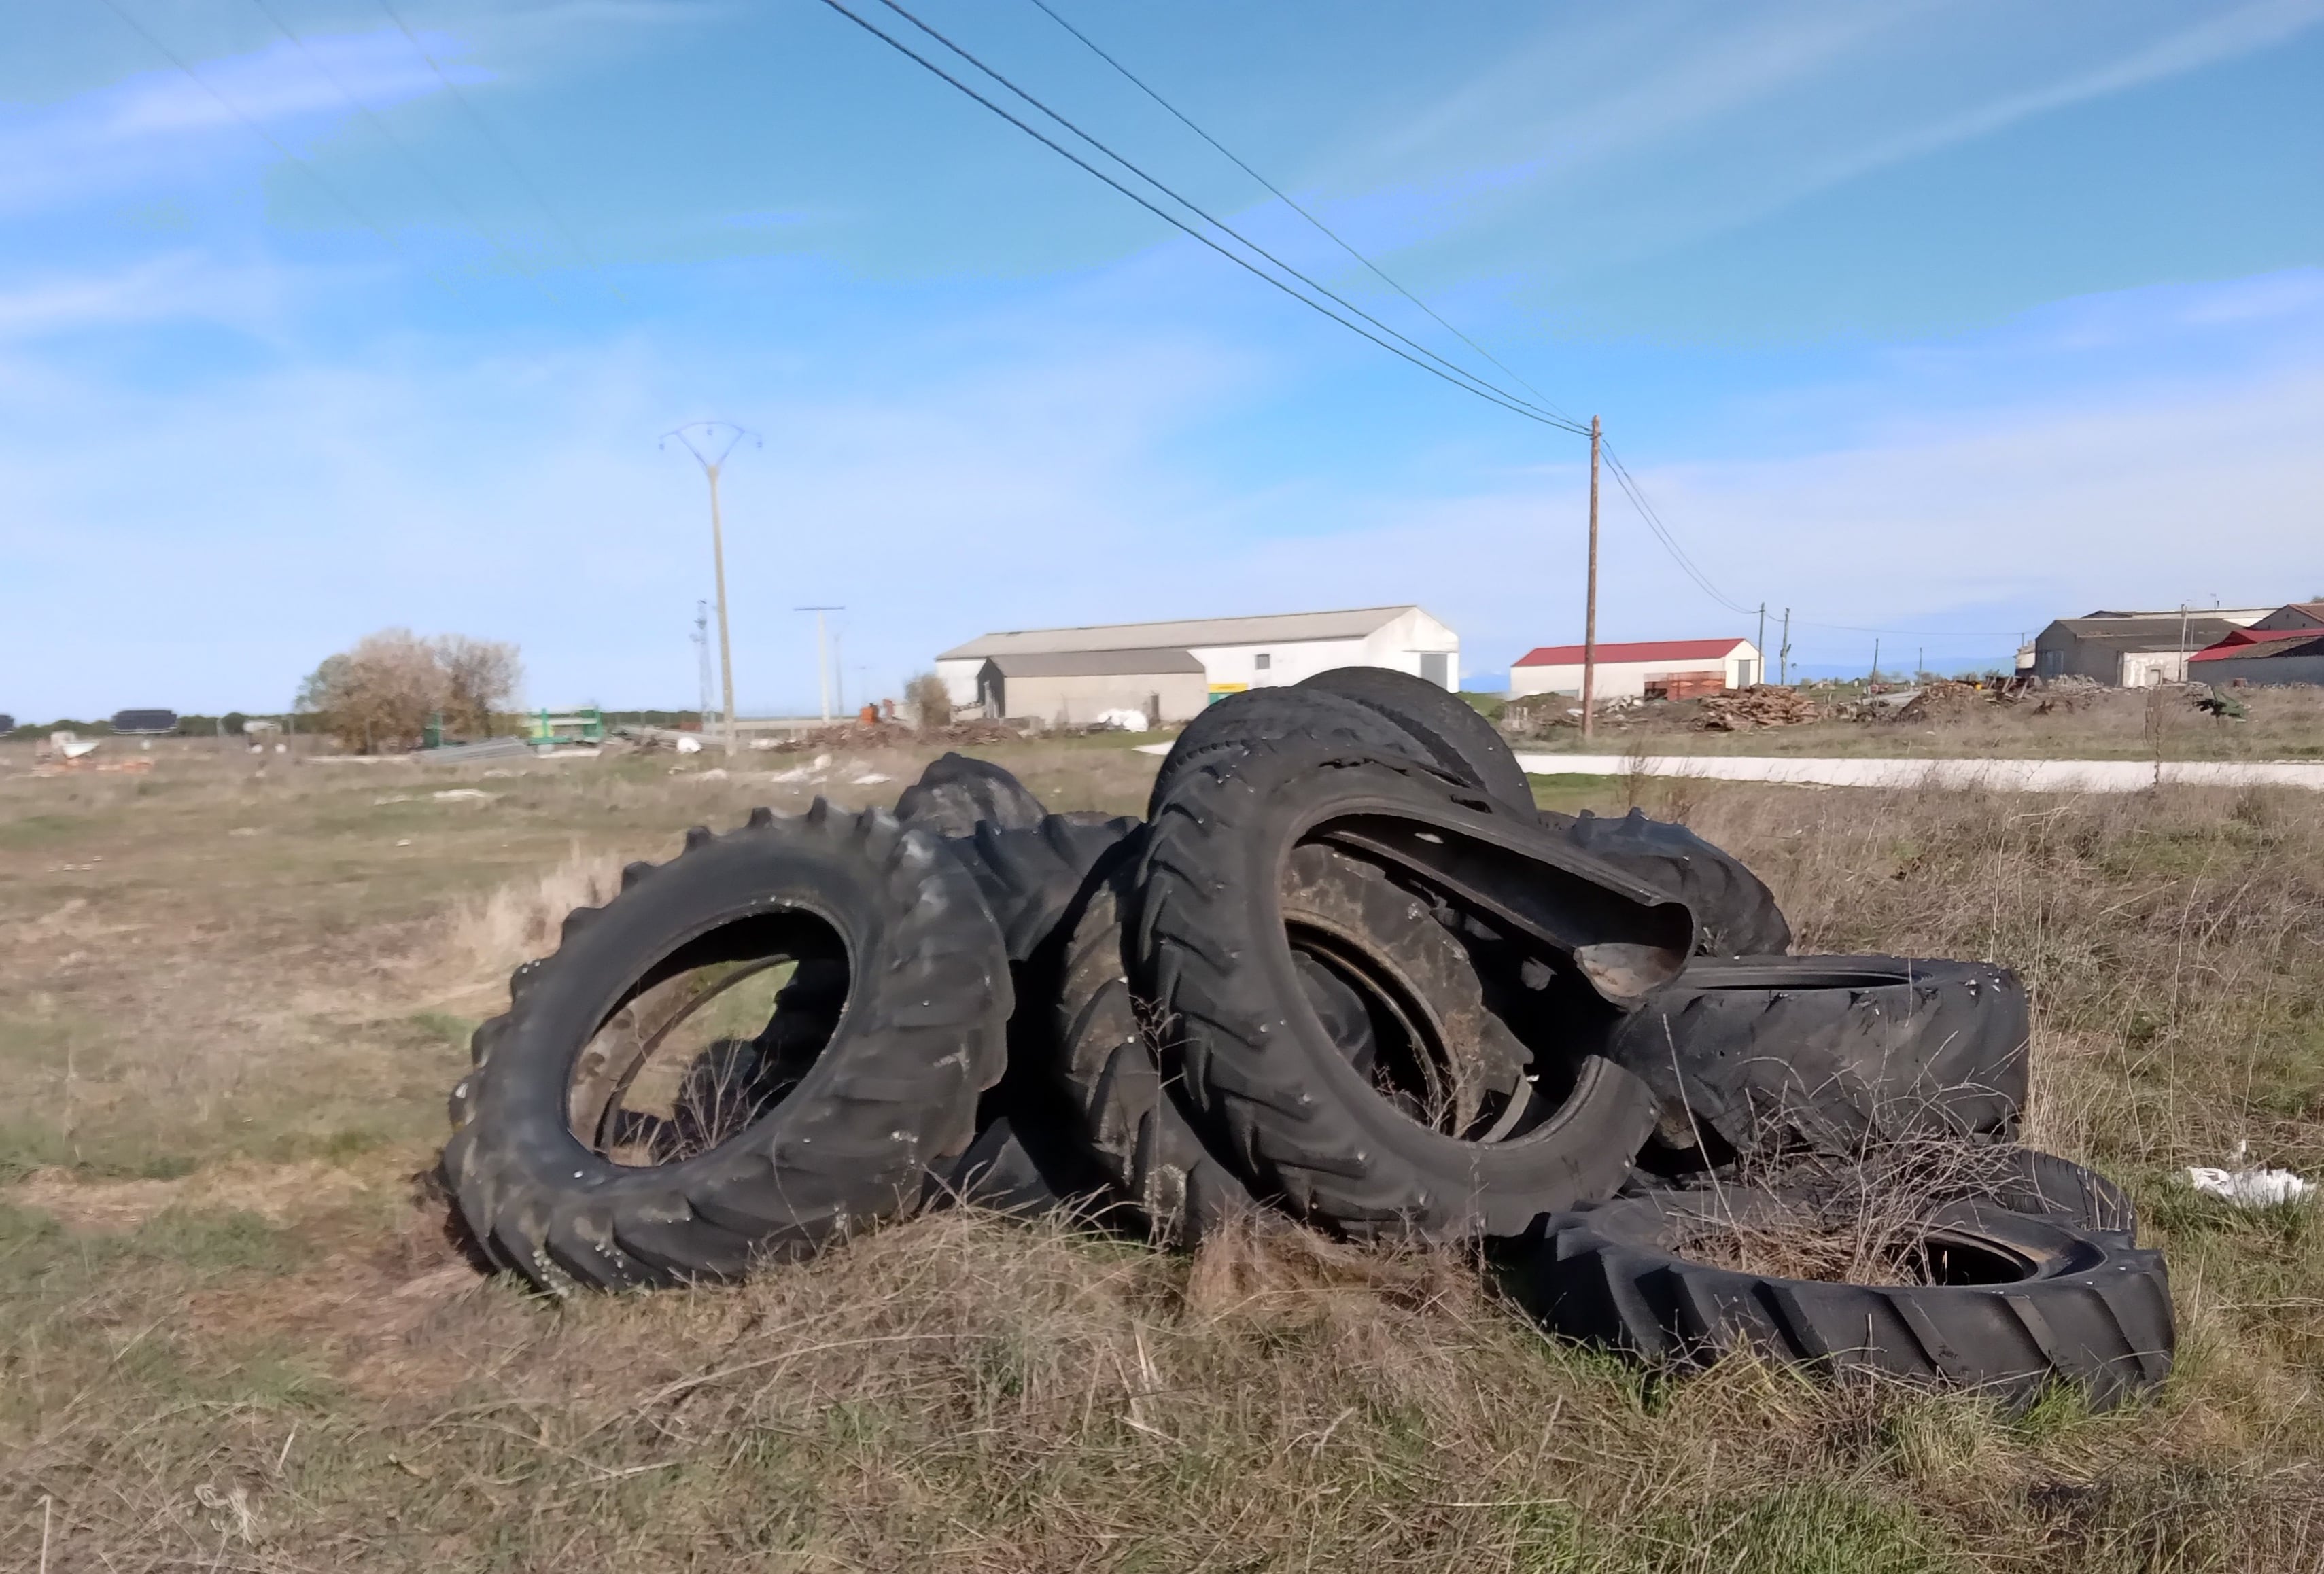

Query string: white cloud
0 29 451 217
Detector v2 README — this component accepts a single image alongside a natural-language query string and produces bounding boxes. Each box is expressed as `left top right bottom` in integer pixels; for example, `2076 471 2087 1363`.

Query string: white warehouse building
936 606 1460 724
1509 637 1762 701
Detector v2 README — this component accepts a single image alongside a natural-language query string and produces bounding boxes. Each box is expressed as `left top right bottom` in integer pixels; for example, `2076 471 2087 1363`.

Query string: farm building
2030 608 2272 685
936 606 1459 723
1508 637 1761 701
2188 602 2324 687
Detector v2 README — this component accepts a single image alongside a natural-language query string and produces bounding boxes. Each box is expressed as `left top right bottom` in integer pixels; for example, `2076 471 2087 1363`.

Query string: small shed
976 648 1209 725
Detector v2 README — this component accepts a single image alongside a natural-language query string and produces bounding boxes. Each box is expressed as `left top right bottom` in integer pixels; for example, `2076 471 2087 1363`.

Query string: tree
434 635 523 737
903 671 952 729
297 629 523 754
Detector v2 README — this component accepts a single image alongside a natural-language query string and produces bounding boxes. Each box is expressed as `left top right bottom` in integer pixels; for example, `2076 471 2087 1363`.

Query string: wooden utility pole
1756 603 1767 686
1779 607 1792 686
1582 415 1601 740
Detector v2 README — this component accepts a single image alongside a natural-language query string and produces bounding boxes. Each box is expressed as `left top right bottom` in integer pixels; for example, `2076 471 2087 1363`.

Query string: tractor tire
1134 744 1661 1240
1299 665 1536 815
1608 955 2028 1163
1143 686 1438 820
896 752 1049 837
440 802 1011 1293
1508 1179 2172 1408
1560 808 1792 956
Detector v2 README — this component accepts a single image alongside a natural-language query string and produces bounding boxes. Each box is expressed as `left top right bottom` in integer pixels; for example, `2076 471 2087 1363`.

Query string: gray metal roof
2043 616 2246 650
940 605 1421 661
982 648 1204 678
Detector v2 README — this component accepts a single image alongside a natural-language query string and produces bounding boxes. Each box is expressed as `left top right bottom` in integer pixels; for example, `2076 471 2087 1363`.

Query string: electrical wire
92 0 453 292
249 0 559 302
869 0 1586 436
373 0 625 300
814 0 1591 438
1023 0 1586 432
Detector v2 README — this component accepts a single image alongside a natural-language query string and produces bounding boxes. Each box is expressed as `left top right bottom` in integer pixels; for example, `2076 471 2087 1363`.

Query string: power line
833 0 2026 649
249 0 559 302
867 0 1586 437
812 0 1591 438
1023 0 1585 433
92 0 452 292
372 0 625 300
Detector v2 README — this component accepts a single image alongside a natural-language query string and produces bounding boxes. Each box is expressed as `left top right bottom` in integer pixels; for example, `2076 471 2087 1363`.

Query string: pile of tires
440 669 2170 1407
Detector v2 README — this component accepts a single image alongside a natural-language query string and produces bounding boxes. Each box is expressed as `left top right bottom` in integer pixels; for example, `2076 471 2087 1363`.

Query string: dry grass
3 741 2324 1569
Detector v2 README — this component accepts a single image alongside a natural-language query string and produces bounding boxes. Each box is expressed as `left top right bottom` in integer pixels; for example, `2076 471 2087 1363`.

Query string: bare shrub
434 633 523 737
443 843 624 980
904 670 953 729
297 628 523 753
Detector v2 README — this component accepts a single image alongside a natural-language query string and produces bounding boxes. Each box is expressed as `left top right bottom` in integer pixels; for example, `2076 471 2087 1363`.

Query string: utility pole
796 606 844 722
1871 639 1881 689
662 421 761 755
1779 608 1792 686
692 601 712 730
1756 603 1766 687
833 627 846 716
1582 415 1601 741
2177 602 2189 683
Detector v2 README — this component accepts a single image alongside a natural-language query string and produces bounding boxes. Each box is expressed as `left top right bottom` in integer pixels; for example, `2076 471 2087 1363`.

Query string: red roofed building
2187 602 2324 687
1509 637 1761 700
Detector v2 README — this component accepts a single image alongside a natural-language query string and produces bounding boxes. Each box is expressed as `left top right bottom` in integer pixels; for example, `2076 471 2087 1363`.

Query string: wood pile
1695 686 1822 731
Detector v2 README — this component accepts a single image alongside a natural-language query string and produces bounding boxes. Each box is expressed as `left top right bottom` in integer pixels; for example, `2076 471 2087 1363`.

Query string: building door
1419 653 1451 689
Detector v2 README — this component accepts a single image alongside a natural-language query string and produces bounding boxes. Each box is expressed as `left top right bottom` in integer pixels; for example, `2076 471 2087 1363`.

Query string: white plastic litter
769 766 820 783
695 767 729 781
2188 1166 2316 1207
432 788 495 802
675 735 704 754
850 772 892 785
1094 708 1148 731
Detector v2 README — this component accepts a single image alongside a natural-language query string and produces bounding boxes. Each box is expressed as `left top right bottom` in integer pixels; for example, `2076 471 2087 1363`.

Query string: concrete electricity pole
1582 415 1601 741
796 606 844 722
662 421 761 755
1756 603 1767 686
1779 607 1792 686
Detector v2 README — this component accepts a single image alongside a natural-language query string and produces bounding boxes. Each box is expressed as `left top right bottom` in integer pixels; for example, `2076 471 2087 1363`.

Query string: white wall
1509 643 1758 699
2119 650 2189 686
936 657 984 708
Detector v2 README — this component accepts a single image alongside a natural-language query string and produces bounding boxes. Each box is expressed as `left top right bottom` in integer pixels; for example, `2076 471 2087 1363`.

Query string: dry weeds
4 747 2324 1569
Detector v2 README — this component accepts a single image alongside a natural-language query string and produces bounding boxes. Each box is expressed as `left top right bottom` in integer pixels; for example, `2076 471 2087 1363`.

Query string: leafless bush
296 629 522 752
904 670 953 729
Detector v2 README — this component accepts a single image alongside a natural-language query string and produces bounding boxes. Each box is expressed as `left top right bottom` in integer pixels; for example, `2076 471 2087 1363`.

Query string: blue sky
3 0 2321 716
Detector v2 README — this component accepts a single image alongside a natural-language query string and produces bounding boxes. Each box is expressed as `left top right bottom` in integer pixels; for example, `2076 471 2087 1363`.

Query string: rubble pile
1694 686 1822 731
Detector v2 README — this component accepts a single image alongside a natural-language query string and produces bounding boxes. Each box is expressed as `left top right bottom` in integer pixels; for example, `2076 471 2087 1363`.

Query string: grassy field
1509 681 2324 760
4 735 2322 1571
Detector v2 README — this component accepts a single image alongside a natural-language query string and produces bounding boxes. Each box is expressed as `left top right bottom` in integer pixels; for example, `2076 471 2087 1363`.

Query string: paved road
1511 754 2324 792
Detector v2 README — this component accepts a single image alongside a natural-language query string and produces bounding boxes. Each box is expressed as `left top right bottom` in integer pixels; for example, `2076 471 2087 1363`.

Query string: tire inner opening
1666 1211 2038 1287
1287 922 1554 1144
566 910 849 1168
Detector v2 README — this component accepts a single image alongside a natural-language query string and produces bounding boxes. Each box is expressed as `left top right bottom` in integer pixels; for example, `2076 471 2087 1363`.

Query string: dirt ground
1509 680 2324 760
4 736 2323 1571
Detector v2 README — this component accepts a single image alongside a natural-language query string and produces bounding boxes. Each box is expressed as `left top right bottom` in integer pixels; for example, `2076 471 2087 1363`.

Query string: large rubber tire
1058 833 1538 1243
935 812 1143 1219
440 803 1012 1293
1509 1180 2172 1408
1135 746 1660 1240
1143 686 1438 820
940 814 1141 963
1299 666 1536 815
1052 835 1259 1245
896 752 1048 837
1608 956 2029 1163
1561 809 1792 956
